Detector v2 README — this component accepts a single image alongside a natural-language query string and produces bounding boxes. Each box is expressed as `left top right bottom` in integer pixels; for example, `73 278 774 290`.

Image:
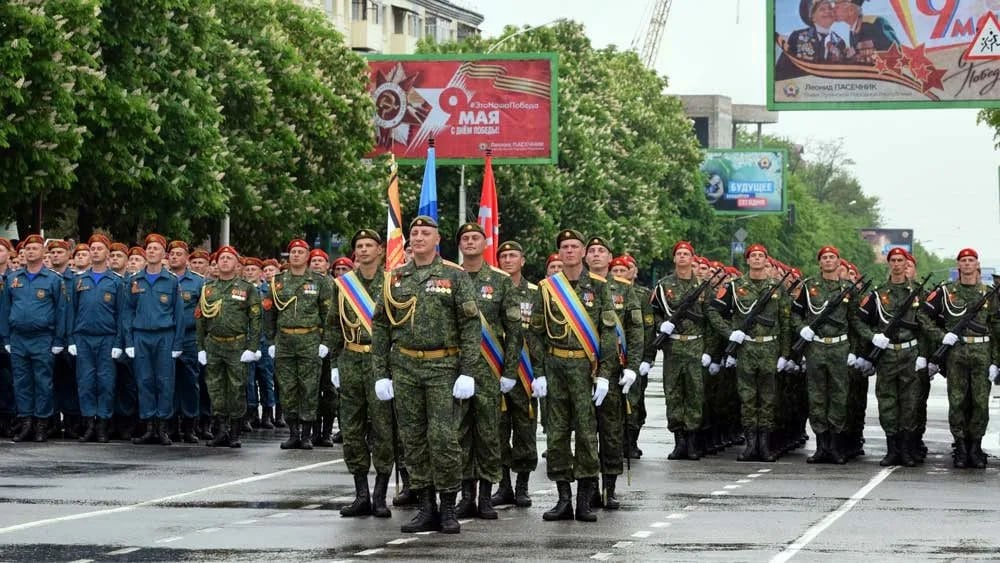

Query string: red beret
216 246 240 260
957 248 978 260
791 268 802 277
109 242 129 254
263 259 280 270
243 257 262 268
332 257 354 269
73 243 90 256
694 256 710 266
609 256 629 270
546 253 562 266
886 247 908 261
189 249 210 261
23 234 45 247
168 240 189 253
287 239 309 253
0 238 13 252
847 263 859 274
839 258 850 268
128 246 146 258
309 248 329 262
47 239 71 251
726 266 742 276
673 241 695 256
621 254 637 268
905 252 916 265
88 234 112 249
144 233 167 249
744 243 768 258
710 261 725 270
817 245 839 260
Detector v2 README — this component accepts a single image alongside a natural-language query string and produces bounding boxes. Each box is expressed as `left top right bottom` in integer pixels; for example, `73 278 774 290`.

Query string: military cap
216 245 240 260
791 268 802 277
128 246 146 258
886 247 908 261
244 257 263 268
109 242 129 254
47 239 71 251
456 222 484 242
621 254 637 268
410 215 438 230
263 258 280 270
744 243 768 258
144 233 167 249
556 229 585 247
332 256 354 269
497 240 523 255
957 248 978 260
23 234 45 247
0 238 13 252
586 236 611 251
88 234 112 250
817 245 839 260
287 239 309 253
546 252 562 266
189 248 210 261
73 243 89 256
309 248 329 262
610 256 630 269
167 240 189 253
672 241 694 256
351 228 381 249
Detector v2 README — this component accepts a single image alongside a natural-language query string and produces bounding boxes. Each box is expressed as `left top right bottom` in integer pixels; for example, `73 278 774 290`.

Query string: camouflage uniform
632 283 656 453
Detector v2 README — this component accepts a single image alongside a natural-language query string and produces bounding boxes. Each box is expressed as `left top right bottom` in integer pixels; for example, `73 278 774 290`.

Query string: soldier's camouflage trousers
340 348 395 474
545 355 599 482
457 369 502 483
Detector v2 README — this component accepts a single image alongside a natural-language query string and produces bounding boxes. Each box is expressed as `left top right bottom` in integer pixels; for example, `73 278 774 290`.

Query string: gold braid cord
540 283 569 340
198 285 223 319
339 291 362 343
269 274 297 312
382 271 416 328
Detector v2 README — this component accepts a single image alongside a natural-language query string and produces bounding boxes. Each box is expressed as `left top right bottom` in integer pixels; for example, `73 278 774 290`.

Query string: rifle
861 274 932 364
785 278 803 296
723 271 793 357
652 269 726 349
790 277 871 359
929 282 1000 365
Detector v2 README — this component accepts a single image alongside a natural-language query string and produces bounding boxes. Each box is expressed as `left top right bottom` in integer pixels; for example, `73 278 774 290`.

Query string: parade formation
0 220 996 536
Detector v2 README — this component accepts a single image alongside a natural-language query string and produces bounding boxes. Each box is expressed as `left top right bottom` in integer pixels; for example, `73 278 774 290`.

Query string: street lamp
486 18 566 54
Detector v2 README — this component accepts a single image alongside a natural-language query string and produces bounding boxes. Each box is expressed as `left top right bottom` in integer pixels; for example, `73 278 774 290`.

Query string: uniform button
417 350 424 358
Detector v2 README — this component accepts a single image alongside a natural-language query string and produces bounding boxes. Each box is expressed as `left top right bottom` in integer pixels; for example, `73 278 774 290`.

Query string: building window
409 13 421 38
392 6 404 33
425 16 437 41
351 0 364 20
370 1 381 25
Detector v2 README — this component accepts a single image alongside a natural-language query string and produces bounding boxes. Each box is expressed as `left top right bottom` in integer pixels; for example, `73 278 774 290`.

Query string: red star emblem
902 44 933 73
921 66 947 92
911 63 932 82
873 53 890 74
878 44 903 73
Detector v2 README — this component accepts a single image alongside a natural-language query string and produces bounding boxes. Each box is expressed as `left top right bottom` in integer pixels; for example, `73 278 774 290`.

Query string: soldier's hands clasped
942 332 959 346
871 333 890 350
728 330 746 344
659 321 675 336
799 326 815 342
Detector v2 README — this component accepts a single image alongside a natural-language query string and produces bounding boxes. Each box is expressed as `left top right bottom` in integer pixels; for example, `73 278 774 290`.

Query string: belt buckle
363 345 371 353
416 350 425 358
822 337 832 344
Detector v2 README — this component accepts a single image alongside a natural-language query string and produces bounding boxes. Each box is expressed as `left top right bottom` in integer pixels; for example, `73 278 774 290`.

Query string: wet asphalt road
2 364 1000 562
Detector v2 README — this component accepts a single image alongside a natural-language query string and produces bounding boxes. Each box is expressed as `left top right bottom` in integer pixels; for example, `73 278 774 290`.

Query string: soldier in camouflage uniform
491 240 542 509
614 255 654 460
371 216 480 534
328 229 393 519
708 244 790 463
264 239 333 450
918 248 998 469
195 246 261 448
906 252 931 462
532 229 617 523
585 237 640 510
309 248 338 447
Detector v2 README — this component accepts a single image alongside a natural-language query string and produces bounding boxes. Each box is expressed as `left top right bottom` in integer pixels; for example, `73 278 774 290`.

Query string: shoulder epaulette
108 270 123 279
527 282 538 291
613 275 632 285
190 270 204 278
164 269 178 278
589 272 606 282
441 259 463 270
489 265 510 277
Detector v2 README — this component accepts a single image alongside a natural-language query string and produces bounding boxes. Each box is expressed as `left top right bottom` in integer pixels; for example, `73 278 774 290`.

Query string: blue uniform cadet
168 240 204 443
68 234 125 442
0 234 69 442
0 237 16 436
123 233 186 445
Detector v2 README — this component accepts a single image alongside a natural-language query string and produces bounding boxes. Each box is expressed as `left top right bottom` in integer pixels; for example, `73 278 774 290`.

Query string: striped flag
417 142 438 222
385 155 406 270
478 151 499 267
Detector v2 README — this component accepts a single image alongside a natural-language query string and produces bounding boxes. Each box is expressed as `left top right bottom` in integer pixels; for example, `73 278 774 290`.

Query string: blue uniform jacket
0 267 69 347
122 268 185 349
175 269 204 339
69 269 125 345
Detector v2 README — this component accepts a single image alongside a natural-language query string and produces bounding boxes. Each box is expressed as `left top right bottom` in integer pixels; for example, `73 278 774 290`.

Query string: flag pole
458 164 466 265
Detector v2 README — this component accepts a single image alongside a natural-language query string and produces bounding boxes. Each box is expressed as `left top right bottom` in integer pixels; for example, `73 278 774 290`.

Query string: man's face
127 254 146 273
546 259 564 276
243 264 261 283
697 262 711 280
145 242 165 265
217 253 239 276
49 247 69 268
0 245 10 266
89 243 108 266
585 245 611 271
813 1 836 27
189 257 209 275
498 250 525 276
747 251 768 270
888 254 907 277
309 256 329 274
263 265 279 279
836 264 849 279
73 250 91 270
288 247 309 268
209 261 220 278
168 247 188 270
674 249 692 269
333 264 352 277
354 239 381 266
627 263 639 281
409 226 440 257
559 239 583 267
109 250 127 271
834 0 859 23
904 261 916 280
819 252 840 273
958 256 979 277
459 231 486 258
610 264 630 278
24 242 44 265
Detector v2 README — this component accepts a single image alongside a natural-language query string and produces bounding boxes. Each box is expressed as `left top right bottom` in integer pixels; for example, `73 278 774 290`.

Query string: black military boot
12 418 33 443
95 418 110 443
197 414 215 440
543 481 574 521
491 466 515 506
241 407 254 433
228 417 242 448
758 429 777 462
685 430 701 460
280 419 301 450
372 473 392 518
952 438 968 468
401 489 437 533
602 474 620 510
574 478 597 522
249 406 262 429
341 473 372 517
181 417 199 444
299 420 314 450
737 427 757 462
79 417 97 442
393 467 417 506
156 418 173 446
34 417 49 442
970 438 987 469
314 418 334 447
514 472 532 507
132 419 154 444
274 405 287 428
259 407 275 430
332 429 343 444
829 433 846 465
439 490 461 534
165 416 180 441
63 415 81 440
454 479 477 518
899 432 916 467
477 479 497 519
209 417 230 447
807 432 829 464
667 431 688 460
880 434 901 466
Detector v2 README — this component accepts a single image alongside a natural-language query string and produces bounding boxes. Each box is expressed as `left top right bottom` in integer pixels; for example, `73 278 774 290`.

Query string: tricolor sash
540 272 600 371
480 312 507 412
517 344 536 419
334 271 375 335
613 318 627 367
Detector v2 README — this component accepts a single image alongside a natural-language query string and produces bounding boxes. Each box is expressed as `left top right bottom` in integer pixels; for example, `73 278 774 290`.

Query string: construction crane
631 0 673 69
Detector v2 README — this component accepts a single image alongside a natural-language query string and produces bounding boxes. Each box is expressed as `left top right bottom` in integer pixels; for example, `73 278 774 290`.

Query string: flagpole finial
428 137 435 148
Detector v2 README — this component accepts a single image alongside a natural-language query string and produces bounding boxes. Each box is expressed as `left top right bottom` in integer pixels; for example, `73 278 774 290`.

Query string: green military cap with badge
456 222 485 241
497 240 523 255
409 215 438 230
555 229 585 247
586 236 611 251
351 228 382 248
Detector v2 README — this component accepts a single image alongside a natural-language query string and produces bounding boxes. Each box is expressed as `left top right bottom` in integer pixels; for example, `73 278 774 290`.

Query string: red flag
478 152 499 267
385 156 406 270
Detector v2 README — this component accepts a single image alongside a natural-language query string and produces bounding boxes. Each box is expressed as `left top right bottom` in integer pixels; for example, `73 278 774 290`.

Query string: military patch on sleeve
631 310 643 325
462 301 479 318
715 286 727 299
506 306 520 322
643 313 654 326
262 298 273 311
601 310 617 327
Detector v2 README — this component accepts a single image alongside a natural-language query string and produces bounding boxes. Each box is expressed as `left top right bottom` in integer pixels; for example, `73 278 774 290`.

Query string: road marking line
710 490 730 496
737 479 752 483
387 538 417 545
302 504 321 510
683 505 697 511
748 474 762 479
724 485 741 490
415 531 436 535
67 559 94 563
356 548 384 555
631 530 652 538
757 469 772 473
650 522 672 528
266 512 291 519
197 527 222 533
0 458 345 535
698 498 712 503
233 519 258 525
770 466 897 563
666 514 687 520
332 495 355 502
155 536 183 544
458 519 473 524
106 547 142 555
532 489 552 495
591 553 613 561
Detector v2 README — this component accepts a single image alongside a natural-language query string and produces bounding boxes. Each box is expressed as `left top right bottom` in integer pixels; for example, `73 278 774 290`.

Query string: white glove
620 369 637 394
847 353 858 368
125 347 135 359
990 365 999 384
453 374 475 399
928 362 940 377
728 330 746 344
942 332 959 346
331 368 340 388
639 361 651 377
785 359 798 373
375 378 394 401
708 363 720 375
111 347 123 360
51 346 64 355
500 376 516 394
531 376 547 398
3 345 9 354
777 357 788 372
318 344 329 358
871 333 890 350
267 345 275 358
592 377 610 406
659 321 675 335
725 355 737 368
67 344 78 356
915 356 927 371
239 350 256 363
857 358 875 376
198 351 208 365
254 350 262 361
799 326 815 341
171 350 182 359
700 353 712 367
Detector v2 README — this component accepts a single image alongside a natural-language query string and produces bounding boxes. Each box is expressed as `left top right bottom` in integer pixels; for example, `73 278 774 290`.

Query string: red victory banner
366 53 558 164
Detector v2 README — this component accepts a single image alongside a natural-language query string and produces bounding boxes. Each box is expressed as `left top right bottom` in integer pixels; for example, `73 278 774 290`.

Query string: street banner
366 53 558 164
860 228 913 263
702 149 787 215
768 0 1000 110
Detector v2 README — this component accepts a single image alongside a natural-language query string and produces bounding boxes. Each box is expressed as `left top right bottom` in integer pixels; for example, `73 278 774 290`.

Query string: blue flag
418 145 438 222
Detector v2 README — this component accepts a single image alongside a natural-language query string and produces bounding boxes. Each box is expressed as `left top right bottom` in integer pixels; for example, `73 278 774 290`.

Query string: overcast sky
471 1 1000 265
